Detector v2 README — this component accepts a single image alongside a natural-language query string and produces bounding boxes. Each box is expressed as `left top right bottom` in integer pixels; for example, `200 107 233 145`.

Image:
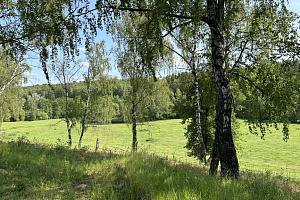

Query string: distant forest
1 70 299 125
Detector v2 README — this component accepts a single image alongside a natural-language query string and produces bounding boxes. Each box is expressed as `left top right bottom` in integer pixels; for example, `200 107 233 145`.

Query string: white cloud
78 47 87 51
80 61 89 67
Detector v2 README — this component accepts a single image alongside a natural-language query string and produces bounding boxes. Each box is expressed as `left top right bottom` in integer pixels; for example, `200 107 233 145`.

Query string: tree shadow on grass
0 139 125 199
122 153 300 200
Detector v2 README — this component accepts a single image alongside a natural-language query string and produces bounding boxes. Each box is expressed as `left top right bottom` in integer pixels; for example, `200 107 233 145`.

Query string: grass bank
0 140 299 199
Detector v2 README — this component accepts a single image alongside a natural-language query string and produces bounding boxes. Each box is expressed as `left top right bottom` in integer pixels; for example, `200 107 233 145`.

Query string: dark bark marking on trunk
132 100 137 151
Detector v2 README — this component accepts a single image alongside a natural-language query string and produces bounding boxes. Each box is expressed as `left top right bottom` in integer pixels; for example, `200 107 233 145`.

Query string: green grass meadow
236 121 300 182
0 119 300 199
0 119 197 163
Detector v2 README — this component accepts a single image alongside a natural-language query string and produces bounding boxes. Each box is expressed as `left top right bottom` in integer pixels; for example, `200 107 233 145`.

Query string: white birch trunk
192 69 207 164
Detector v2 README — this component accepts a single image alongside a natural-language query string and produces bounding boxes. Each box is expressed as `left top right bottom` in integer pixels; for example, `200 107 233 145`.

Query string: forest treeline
2 67 300 125
2 74 178 123
1 77 175 123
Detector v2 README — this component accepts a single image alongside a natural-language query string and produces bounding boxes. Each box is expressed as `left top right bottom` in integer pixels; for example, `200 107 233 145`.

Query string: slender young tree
78 66 92 149
164 23 210 164
117 48 149 151
112 13 142 151
78 41 110 148
112 13 172 150
50 56 82 147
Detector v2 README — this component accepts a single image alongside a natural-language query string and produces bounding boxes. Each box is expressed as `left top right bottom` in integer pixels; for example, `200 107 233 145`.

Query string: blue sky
290 0 300 14
24 0 300 86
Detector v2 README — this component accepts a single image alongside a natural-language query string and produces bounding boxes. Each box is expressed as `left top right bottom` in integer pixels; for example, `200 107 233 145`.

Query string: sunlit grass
1 118 300 181
0 119 198 164
236 121 300 181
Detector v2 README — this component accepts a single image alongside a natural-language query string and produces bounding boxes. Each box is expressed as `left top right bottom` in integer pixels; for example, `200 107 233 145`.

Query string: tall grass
0 139 299 199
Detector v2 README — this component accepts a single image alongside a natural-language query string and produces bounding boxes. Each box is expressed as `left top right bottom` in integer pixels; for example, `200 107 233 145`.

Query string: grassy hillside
0 119 300 181
0 140 299 199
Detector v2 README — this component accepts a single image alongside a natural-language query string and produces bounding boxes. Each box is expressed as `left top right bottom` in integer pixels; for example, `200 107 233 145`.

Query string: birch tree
164 21 211 164
116 49 151 151
113 13 172 150
49 56 82 147
78 41 111 148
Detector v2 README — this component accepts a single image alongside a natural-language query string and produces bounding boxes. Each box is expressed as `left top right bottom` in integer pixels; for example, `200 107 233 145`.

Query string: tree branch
231 72 264 97
114 20 192 40
0 66 21 96
163 44 192 69
229 39 249 73
108 5 195 20
150 20 192 39
0 45 29 96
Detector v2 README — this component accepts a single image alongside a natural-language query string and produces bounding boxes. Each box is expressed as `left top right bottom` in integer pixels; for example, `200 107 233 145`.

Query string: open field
0 119 196 163
0 119 300 181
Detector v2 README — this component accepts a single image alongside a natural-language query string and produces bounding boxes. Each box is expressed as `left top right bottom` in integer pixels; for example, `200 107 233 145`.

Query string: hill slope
0 140 299 199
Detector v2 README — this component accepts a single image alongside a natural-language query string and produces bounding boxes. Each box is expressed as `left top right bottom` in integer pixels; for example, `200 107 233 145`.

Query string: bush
25 111 36 121
37 111 49 120
19 110 25 121
111 117 125 123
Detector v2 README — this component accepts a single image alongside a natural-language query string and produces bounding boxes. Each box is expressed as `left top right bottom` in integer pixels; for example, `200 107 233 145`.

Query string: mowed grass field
0 119 300 181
